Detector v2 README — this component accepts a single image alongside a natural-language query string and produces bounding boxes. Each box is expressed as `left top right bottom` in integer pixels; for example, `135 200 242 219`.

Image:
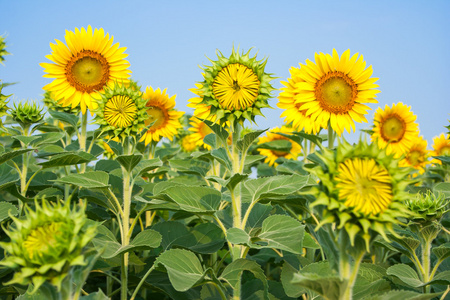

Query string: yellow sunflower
431 133 450 164
277 49 379 136
188 83 213 121
41 25 131 114
307 139 413 248
188 117 214 150
257 126 302 167
140 86 184 145
180 134 198 152
399 136 430 173
192 47 275 126
371 102 419 157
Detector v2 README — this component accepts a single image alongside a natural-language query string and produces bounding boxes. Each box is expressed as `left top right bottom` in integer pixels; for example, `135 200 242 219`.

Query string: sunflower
371 102 419 157
257 126 302 167
188 117 214 150
399 136 430 174
180 134 198 152
191 47 275 126
307 139 412 248
277 49 379 136
140 86 184 145
187 83 213 121
93 82 147 141
40 25 131 114
431 133 450 164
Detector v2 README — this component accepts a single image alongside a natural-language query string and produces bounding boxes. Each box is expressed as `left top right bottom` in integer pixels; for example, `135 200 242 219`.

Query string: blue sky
1 0 449 145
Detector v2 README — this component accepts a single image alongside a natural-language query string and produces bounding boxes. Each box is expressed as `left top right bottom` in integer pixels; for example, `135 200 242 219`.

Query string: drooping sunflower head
399 136 430 174
431 133 450 164
257 125 302 167
307 138 413 249
40 25 131 114
278 49 379 136
93 82 147 141
10 101 45 128
371 102 420 157
192 47 276 127
0 199 97 292
140 86 184 146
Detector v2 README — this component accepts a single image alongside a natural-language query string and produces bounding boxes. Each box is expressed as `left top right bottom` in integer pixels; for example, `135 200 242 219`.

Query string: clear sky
1 0 449 145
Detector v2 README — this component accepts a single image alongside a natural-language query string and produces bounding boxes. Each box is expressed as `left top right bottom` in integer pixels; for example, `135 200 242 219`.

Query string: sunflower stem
79 112 88 173
327 121 335 149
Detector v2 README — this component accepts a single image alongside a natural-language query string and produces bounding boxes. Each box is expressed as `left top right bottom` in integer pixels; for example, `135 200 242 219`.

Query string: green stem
121 141 132 300
130 264 156 300
327 120 335 149
422 238 432 293
79 112 88 173
209 281 228 300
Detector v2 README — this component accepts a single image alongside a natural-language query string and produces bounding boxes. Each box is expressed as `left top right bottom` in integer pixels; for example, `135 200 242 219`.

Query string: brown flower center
381 115 406 142
315 71 357 114
66 50 110 93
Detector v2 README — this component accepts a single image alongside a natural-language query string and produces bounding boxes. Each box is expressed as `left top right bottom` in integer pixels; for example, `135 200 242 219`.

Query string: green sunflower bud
42 91 80 115
0 83 10 124
405 192 449 225
0 199 97 293
10 101 45 127
0 34 10 65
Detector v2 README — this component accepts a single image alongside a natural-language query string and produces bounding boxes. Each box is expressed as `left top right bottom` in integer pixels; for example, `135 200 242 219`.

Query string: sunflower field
0 26 449 300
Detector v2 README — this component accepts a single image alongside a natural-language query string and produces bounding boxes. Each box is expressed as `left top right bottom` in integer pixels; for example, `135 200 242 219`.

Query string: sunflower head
93 82 147 142
307 138 413 250
371 102 419 157
431 133 450 164
40 25 131 114
188 117 214 150
0 82 10 118
10 101 45 128
180 134 198 152
278 49 379 136
0 199 97 292
405 192 449 226
140 86 184 146
191 47 275 127
399 136 430 174
257 125 302 167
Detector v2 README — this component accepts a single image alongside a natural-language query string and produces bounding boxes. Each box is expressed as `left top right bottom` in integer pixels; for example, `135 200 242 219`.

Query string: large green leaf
432 243 450 261
227 228 251 245
189 223 226 254
243 174 312 203
155 248 206 292
134 158 163 177
206 173 248 191
237 129 267 154
257 215 304 254
54 171 110 189
38 151 95 168
153 186 221 213
48 109 79 129
386 263 423 288
0 163 19 189
257 139 292 152
364 290 442 300
0 148 34 165
202 119 229 146
13 135 41 146
169 159 211 177
0 202 18 222
211 147 232 171
433 182 450 198
220 258 268 299
116 154 142 173
129 229 162 249
31 132 65 147
290 272 342 300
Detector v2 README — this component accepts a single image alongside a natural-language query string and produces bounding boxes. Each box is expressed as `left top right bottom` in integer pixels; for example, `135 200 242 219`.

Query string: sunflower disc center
104 95 137 128
146 106 168 131
316 71 357 114
23 223 62 260
212 63 260 110
408 150 423 166
440 146 450 156
66 50 110 93
381 115 406 142
336 158 393 215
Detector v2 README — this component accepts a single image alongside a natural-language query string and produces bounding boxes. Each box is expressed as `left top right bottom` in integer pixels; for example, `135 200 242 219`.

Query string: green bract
0 199 97 293
196 47 276 127
10 101 45 127
307 139 414 249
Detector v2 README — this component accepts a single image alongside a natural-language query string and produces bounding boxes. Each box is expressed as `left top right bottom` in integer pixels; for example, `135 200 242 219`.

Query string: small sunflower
0 199 97 292
399 136 430 174
41 25 131 114
371 102 419 157
307 139 412 248
191 47 275 126
431 133 450 164
140 86 184 146
277 49 379 136
257 126 302 167
93 82 147 141
188 117 214 150
180 134 198 152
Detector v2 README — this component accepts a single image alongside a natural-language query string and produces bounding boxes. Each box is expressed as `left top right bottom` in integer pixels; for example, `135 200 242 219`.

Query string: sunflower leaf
237 129 268 154
0 164 19 190
48 110 79 129
38 151 96 168
54 171 110 189
386 263 423 288
202 119 229 146
0 202 18 222
116 154 142 173
0 148 34 165
152 186 221 213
